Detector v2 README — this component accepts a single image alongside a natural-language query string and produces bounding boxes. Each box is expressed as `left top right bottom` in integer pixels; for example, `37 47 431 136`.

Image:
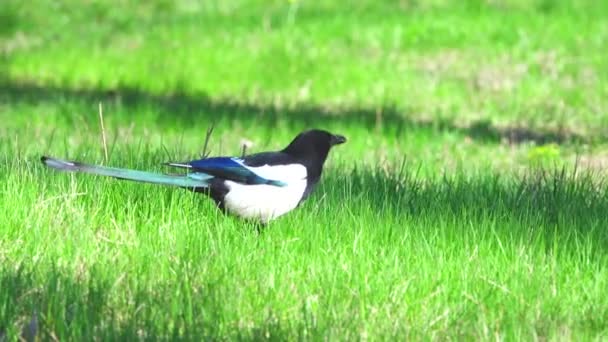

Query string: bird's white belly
223 180 307 223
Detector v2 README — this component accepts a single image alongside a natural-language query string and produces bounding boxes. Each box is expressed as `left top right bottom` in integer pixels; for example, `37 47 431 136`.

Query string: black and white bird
41 129 346 223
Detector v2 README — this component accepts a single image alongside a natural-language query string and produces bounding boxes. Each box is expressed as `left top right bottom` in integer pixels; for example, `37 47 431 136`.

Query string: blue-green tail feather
41 156 212 188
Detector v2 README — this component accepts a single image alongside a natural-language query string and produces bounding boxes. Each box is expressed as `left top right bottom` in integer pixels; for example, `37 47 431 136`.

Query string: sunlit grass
1 150 607 339
1 0 608 339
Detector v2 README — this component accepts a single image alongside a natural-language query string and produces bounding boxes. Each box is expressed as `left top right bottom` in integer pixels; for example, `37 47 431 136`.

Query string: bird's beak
330 134 347 146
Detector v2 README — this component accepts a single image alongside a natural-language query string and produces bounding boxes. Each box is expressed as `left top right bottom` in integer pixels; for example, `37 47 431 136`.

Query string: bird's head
282 129 346 163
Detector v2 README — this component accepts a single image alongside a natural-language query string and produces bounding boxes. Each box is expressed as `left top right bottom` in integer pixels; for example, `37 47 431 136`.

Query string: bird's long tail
41 156 212 188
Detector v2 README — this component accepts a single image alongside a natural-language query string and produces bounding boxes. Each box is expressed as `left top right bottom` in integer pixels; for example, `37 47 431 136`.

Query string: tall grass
2 0 608 339
1 154 607 339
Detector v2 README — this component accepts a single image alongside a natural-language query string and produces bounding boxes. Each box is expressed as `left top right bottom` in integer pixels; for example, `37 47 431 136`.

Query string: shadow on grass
0 266 301 340
0 80 593 145
1 167 606 339
321 164 608 246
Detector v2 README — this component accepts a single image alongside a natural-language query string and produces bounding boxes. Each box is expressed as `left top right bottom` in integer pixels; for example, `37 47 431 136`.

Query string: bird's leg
253 221 267 235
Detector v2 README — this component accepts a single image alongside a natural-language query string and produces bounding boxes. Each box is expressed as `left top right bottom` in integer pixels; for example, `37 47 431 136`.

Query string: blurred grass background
1 0 607 339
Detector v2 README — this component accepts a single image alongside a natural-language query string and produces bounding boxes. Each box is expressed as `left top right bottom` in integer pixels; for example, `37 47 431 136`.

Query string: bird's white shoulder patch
234 159 307 183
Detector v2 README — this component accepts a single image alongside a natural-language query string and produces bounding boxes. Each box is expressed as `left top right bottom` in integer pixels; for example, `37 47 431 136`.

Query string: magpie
41 129 346 223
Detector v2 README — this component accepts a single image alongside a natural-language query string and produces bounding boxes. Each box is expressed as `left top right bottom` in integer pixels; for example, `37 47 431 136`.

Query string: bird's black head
279 129 346 202
282 129 346 167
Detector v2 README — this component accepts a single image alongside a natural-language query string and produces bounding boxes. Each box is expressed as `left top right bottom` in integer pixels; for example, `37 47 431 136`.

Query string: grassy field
1 0 608 339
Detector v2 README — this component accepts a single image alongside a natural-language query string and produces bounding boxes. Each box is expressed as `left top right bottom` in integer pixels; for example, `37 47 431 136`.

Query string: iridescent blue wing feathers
167 157 287 187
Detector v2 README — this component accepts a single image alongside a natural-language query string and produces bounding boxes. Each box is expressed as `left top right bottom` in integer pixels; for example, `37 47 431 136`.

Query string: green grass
1 0 608 339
